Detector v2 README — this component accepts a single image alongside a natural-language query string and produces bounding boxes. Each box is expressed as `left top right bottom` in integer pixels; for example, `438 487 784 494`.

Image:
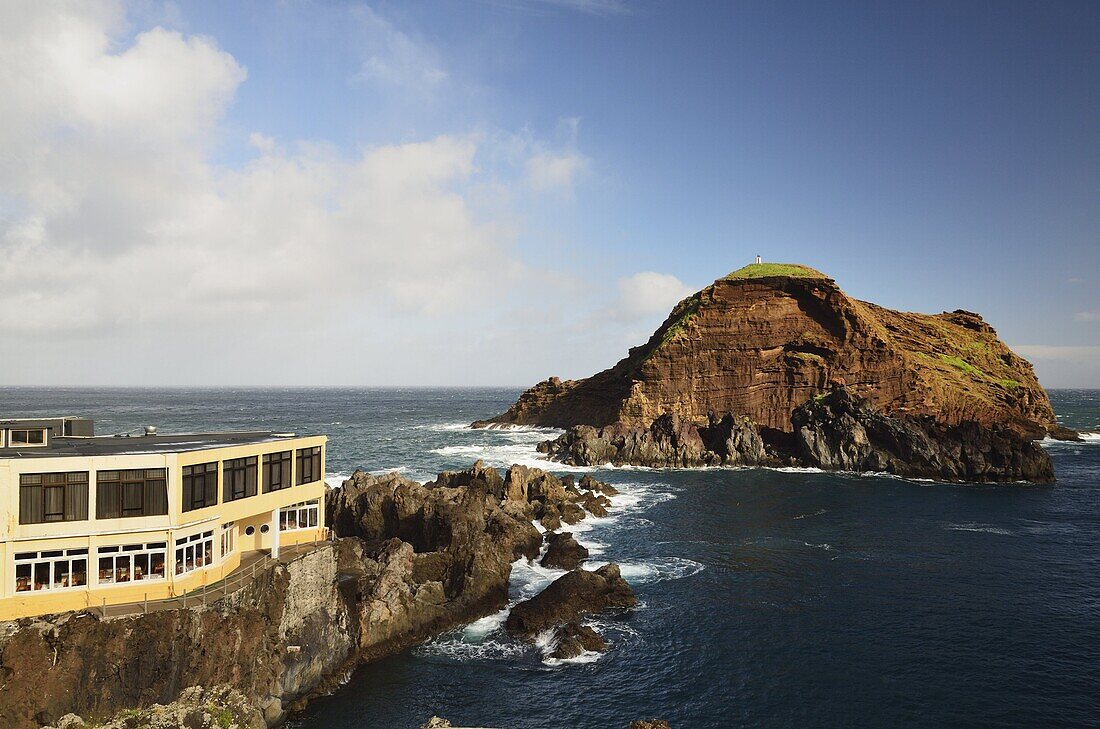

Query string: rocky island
475 263 1072 482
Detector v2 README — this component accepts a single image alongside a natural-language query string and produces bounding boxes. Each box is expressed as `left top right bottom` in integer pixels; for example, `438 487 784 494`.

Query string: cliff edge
476 263 1067 482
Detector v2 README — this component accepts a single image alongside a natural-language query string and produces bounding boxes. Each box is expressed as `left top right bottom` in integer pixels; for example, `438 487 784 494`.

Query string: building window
221 522 236 559
9 428 46 447
296 446 321 485
223 457 257 502
182 462 218 512
96 469 168 519
97 542 166 585
19 472 89 524
263 451 292 492
174 531 215 575
280 499 320 532
14 549 88 592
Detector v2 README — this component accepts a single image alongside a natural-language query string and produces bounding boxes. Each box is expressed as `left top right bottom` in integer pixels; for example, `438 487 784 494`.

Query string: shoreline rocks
505 564 637 639
0 461 618 729
548 621 608 659
541 531 590 570
790 389 1055 483
534 388 1057 483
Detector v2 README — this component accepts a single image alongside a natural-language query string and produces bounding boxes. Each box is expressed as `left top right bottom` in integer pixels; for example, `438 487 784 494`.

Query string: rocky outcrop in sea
479 264 1071 482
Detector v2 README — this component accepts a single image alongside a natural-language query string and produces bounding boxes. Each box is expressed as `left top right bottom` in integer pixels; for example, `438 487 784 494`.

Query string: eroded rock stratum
477 264 1070 481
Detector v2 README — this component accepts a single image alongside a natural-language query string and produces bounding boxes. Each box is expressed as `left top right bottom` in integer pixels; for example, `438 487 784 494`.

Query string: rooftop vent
143 425 157 436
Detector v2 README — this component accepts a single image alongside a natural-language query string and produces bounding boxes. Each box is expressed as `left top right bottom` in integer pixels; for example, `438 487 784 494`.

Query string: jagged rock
2 462 590 729
791 389 1055 483
560 501 586 525
548 621 607 659
505 564 637 639
629 721 672 729
478 265 1068 481
580 474 619 496
535 502 562 531
41 685 266 729
541 413 771 469
540 532 589 570
579 491 609 517
420 718 453 728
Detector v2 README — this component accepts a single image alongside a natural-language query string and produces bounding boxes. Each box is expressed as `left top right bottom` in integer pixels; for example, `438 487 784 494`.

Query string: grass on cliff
723 263 826 280
659 292 702 345
938 354 983 377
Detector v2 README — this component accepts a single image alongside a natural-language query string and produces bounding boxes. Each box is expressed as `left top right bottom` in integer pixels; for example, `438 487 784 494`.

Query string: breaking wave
943 522 1014 536
416 476 698 668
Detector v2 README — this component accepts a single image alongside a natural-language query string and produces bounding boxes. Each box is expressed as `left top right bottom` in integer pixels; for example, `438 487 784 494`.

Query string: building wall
0 435 327 620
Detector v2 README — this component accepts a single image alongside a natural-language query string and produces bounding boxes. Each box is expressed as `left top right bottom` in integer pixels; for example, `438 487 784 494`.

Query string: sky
0 0 1097 387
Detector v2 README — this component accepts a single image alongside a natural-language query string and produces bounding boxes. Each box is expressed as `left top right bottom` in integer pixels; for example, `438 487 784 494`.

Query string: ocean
3 387 1098 729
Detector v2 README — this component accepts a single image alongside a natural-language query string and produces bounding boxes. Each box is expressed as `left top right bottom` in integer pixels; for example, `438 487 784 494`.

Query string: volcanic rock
791 389 1055 482
548 621 607 660
580 474 619 496
579 491 610 517
481 264 1067 481
540 531 589 570
3 462 597 729
505 563 637 639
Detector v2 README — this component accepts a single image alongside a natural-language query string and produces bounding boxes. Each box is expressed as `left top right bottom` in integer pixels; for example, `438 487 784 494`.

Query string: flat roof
0 431 322 459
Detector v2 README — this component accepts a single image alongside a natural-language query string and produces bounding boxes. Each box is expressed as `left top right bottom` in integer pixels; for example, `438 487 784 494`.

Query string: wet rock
540 532 589 570
420 718 453 729
548 621 607 660
791 389 1055 483
579 491 609 517
580 474 619 496
535 501 562 531
541 413 771 469
505 563 637 639
560 501 587 525
629 721 672 729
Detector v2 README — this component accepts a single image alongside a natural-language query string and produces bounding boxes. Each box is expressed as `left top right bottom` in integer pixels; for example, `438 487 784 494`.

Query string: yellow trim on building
0 434 327 620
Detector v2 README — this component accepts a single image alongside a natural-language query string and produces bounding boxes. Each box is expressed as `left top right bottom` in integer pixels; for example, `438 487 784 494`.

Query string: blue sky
1 0 1097 386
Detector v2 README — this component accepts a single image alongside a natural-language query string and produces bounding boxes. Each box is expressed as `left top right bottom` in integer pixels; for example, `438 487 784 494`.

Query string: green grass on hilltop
723 263 826 280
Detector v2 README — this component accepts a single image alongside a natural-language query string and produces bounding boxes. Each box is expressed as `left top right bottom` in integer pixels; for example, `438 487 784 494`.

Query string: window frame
96 469 169 519
295 446 322 486
19 472 89 524
262 451 292 492
13 548 89 593
174 530 215 576
222 457 258 502
181 462 219 512
9 428 47 447
220 522 237 559
96 542 167 586
279 499 320 532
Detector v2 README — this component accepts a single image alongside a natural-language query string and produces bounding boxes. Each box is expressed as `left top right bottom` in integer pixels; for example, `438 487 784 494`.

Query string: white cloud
524 150 589 193
350 5 448 91
1073 311 1100 322
610 272 694 322
0 2 512 337
1013 345 1100 363
248 132 276 153
486 0 630 15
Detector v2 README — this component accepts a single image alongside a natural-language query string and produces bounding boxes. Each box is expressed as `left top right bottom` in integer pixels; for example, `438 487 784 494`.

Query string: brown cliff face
479 265 1056 438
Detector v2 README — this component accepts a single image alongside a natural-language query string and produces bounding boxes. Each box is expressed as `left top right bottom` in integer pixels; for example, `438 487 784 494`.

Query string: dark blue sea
3 388 1098 729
